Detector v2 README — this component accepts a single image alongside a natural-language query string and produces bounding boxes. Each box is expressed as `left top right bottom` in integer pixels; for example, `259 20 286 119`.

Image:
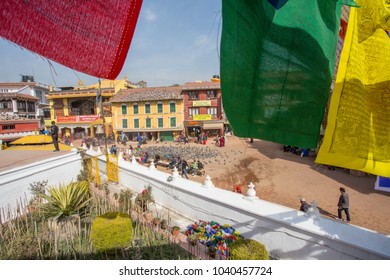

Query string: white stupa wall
1 152 389 260
110 158 390 260
0 152 82 221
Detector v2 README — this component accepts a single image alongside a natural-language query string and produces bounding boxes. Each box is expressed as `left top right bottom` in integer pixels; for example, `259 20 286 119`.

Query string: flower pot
160 219 167 230
208 246 217 258
152 217 160 226
187 237 198 246
143 212 153 223
27 204 36 213
171 226 180 237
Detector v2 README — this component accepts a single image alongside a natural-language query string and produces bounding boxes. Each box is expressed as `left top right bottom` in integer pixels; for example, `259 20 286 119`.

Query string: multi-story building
46 77 132 140
0 75 50 118
0 92 39 143
181 78 224 137
110 86 184 142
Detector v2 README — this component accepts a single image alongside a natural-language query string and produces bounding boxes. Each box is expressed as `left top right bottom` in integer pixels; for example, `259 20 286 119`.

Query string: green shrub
39 181 91 222
91 212 133 252
229 239 269 260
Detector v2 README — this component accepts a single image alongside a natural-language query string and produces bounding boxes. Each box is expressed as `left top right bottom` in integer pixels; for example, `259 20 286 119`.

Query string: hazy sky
0 0 222 88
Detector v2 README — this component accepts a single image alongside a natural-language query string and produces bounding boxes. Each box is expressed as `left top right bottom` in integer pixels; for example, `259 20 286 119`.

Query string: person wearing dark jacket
50 121 60 152
337 187 351 222
299 198 310 213
181 160 189 179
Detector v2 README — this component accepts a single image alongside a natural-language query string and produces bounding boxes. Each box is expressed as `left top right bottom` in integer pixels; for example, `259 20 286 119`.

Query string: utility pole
97 78 108 155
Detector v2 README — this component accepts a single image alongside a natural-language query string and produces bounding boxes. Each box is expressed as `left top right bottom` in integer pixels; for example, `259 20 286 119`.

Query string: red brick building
0 119 40 143
181 79 224 137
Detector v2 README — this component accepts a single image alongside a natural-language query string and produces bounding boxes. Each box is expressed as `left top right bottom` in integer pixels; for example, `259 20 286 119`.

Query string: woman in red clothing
219 136 224 147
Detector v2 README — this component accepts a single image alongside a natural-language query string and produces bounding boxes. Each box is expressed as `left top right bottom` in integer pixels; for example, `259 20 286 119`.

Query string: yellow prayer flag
316 0 390 177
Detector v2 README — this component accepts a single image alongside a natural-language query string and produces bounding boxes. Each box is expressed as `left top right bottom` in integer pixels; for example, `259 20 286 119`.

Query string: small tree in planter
118 189 133 213
135 185 154 212
29 180 47 201
28 180 48 212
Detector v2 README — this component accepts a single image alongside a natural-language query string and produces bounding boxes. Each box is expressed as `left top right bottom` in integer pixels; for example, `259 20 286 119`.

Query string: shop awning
203 123 223 130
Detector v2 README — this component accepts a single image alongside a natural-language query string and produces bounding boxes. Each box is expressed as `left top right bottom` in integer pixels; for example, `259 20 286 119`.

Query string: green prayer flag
221 0 344 148
266 0 289 10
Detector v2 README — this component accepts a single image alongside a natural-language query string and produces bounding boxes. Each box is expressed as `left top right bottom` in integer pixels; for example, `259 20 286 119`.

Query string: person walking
50 121 60 152
337 187 351 222
181 160 189 179
137 133 142 146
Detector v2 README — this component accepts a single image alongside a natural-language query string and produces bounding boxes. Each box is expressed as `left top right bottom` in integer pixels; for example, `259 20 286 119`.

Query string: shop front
184 120 224 137
54 115 100 140
160 131 174 142
202 122 224 137
185 121 202 137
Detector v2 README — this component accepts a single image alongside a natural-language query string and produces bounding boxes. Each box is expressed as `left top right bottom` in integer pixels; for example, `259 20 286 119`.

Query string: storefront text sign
56 115 99 123
79 115 99 122
57 116 77 123
193 114 212 121
192 100 211 107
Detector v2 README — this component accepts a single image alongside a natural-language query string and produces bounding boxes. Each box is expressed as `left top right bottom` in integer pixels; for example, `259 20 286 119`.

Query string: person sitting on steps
189 160 198 176
299 198 310 213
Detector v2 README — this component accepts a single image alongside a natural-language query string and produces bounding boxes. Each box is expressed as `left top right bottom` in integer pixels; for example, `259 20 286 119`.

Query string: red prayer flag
0 0 143 79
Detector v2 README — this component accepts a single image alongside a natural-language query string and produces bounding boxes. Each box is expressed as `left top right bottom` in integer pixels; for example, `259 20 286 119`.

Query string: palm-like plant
39 181 92 222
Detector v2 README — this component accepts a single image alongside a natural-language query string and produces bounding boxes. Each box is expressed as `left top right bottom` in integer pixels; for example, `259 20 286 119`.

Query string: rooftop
182 81 220 90
111 86 182 103
0 149 71 172
0 135 74 171
0 92 39 101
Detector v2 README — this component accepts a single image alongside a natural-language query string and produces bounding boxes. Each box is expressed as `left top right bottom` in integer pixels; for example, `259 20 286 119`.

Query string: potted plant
187 234 199 246
171 226 181 237
160 219 168 230
152 217 160 226
135 185 154 212
143 211 153 223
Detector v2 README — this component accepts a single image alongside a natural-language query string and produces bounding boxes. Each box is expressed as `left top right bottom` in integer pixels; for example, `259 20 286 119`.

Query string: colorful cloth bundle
185 220 242 256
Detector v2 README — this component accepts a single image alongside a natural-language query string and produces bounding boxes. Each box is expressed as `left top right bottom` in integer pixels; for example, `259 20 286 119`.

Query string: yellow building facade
47 77 133 139
110 86 184 142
